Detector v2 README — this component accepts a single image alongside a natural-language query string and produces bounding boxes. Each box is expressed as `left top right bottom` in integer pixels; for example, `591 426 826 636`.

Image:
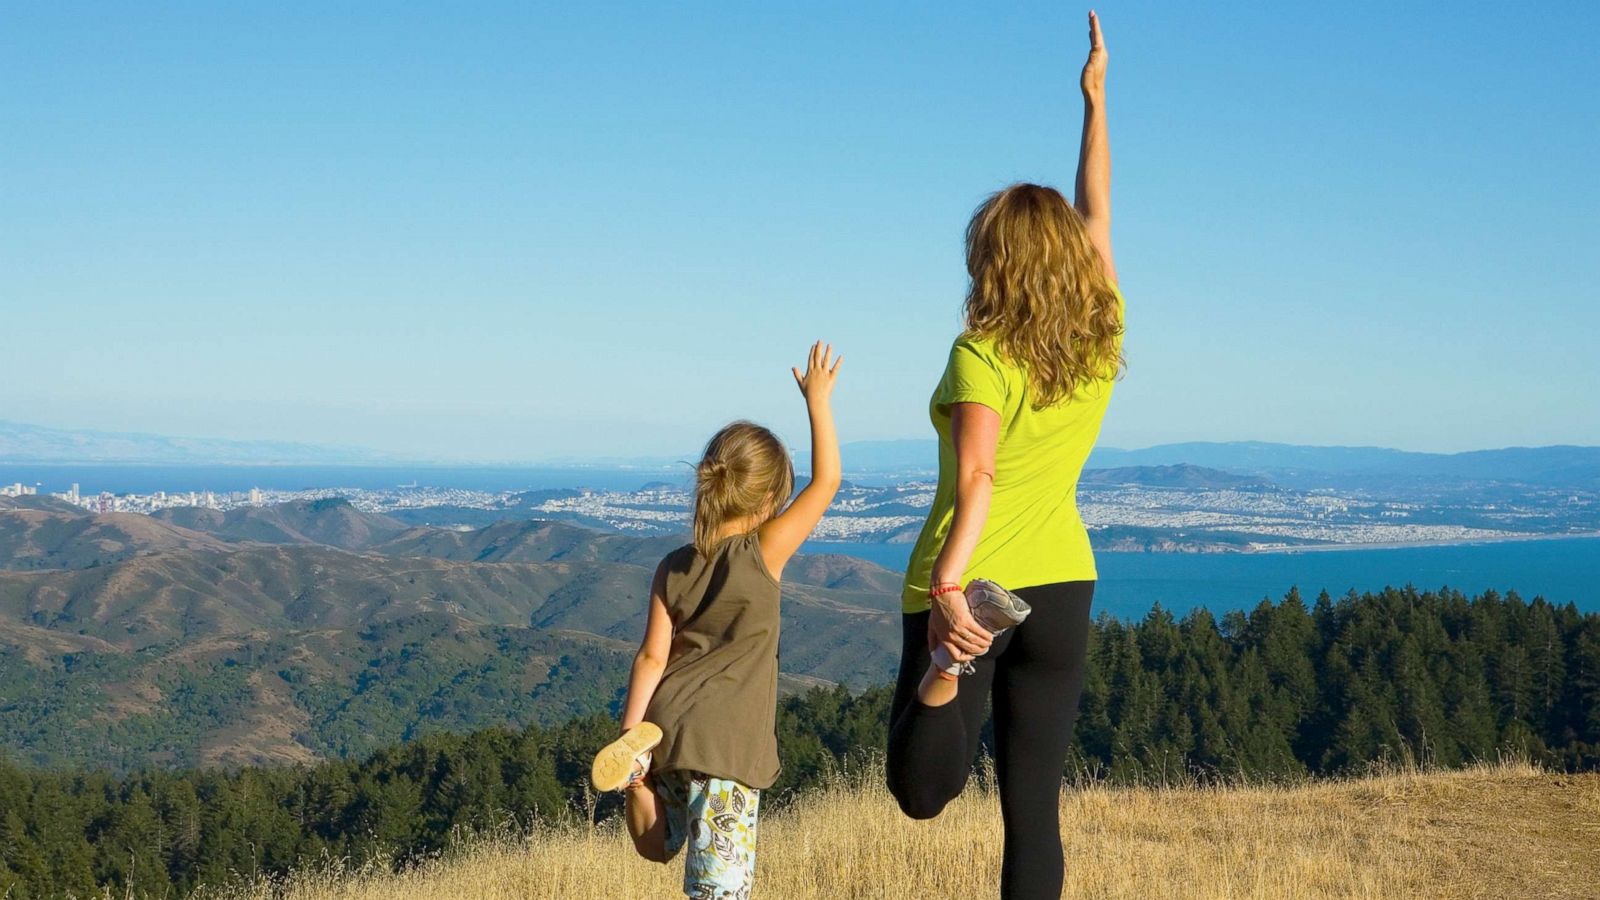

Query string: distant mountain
152 497 408 550
1085 442 1600 487
1080 464 1272 490
834 439 1600 489
0 501 903 769
0 420 410 465
375 519 683 566
0 494 86 515
0 505 230 570
793 439 1600 489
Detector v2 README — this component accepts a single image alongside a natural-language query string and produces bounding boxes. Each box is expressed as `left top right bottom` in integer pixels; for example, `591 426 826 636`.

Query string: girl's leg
624 778 670 862
887 610 1007 819
681 776 760 898
992 581 1094 900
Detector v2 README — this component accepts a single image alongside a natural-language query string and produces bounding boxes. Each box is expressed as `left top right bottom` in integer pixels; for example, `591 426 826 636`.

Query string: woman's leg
887 610 1006 819
991 581 1094 899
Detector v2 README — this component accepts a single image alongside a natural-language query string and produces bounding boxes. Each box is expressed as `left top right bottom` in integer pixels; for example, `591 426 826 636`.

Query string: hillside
0 501 903 769
152 498 409 550
0 505 230 570
200 763 1599 900
3 575 1597 898
374 518 682 565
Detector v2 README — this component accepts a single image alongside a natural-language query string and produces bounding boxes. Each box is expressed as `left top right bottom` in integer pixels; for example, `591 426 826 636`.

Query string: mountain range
813 439 1600 489
6 420 1595 490
0 420 412 466
0 496 903 771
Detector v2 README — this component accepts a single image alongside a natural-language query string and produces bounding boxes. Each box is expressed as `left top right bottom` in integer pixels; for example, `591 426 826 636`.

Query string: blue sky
4 2 1596 462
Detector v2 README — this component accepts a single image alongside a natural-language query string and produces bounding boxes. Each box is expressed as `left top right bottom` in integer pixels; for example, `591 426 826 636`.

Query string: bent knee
630 837 672 864
891 788 948 821
635 844 671 864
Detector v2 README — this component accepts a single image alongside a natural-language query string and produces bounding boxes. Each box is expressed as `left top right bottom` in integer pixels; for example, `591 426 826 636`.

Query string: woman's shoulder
947 331 1021 382
947 331 1007 367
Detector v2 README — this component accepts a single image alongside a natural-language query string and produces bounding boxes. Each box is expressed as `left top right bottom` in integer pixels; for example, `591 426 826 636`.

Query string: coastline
1239 531 1600 555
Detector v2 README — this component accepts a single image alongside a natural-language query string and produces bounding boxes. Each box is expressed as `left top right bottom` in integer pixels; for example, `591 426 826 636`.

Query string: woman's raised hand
1080 10 1107 101
791 341 842 405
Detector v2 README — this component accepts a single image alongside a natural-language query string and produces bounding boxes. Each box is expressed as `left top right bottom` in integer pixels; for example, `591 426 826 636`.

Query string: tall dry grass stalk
192 759 1598 900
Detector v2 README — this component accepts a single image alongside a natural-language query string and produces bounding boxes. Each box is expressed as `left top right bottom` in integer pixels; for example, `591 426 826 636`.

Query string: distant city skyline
5 3 1597 458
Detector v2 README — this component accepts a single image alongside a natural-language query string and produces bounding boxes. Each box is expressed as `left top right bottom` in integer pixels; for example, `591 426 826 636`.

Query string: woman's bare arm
928 402 1003 659
1074 10 1116 283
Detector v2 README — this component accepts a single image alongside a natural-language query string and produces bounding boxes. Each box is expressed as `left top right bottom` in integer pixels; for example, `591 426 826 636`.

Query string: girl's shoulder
662 543 698 575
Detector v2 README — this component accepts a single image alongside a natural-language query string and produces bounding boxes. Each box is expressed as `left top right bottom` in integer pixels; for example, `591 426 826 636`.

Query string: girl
591 341 842 899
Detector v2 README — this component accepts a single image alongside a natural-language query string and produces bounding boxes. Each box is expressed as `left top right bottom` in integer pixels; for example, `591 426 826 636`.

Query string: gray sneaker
931 580 1032 677
965 579 1032 634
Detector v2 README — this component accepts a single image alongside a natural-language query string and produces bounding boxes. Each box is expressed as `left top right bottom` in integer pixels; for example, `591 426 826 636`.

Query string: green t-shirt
901 288 1122 613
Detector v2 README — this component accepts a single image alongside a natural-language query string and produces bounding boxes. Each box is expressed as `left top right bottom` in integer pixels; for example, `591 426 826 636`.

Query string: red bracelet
929 583 963 599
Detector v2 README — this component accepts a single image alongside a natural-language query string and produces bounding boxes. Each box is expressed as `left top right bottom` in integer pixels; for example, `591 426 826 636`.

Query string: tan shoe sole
591 722 663 792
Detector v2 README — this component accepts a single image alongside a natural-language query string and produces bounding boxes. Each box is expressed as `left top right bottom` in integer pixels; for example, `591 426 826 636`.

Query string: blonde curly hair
963 182 1124 407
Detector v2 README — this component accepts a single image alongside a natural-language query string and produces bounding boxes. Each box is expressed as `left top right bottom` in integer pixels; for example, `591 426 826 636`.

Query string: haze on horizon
4 3 1596 461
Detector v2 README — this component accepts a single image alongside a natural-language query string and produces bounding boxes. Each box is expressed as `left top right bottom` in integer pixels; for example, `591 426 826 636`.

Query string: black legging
887 580 1094 900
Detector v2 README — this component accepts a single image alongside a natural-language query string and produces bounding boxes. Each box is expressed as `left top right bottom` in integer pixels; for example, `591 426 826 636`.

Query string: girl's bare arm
619 560 673 731
759 341 842 575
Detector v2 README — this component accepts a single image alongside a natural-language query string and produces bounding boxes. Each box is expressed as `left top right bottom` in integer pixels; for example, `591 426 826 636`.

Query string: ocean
8 464 1595 619
800 537 1600 618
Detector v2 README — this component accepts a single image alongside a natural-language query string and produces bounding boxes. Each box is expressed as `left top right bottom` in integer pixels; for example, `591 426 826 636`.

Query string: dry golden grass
200 761 1599 899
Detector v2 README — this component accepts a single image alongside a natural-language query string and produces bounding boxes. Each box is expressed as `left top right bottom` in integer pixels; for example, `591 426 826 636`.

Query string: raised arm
759 341 842 576
1074 10 1116 283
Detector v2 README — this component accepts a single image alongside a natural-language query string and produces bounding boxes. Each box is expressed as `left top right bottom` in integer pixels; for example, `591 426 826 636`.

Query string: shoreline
1238 531 1600 555
806 531 1600 561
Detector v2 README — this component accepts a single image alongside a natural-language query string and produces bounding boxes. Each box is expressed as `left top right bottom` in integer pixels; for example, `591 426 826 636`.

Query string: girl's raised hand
1080 10 1107 100
791 340 842 404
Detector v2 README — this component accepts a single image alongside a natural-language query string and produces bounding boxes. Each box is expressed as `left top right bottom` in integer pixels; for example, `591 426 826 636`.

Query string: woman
886 12 1122 899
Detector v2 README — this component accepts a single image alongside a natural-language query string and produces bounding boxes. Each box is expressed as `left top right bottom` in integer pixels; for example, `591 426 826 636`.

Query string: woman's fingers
953 629 988 655
1089 10 1102 50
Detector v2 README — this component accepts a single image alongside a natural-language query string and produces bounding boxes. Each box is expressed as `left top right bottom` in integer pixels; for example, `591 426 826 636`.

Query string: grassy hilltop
200 761 1597 900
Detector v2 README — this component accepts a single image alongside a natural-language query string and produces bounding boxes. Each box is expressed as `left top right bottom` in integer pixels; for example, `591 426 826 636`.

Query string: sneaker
592 722 663 792
965 579 1032 633
625 751 652 790
931 580 1032 678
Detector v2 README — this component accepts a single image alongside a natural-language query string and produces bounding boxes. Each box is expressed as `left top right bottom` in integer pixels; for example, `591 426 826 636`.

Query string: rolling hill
152 497 409 549
0 500 902 770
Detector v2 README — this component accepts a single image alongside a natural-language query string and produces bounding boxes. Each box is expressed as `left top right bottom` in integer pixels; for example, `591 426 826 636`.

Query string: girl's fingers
830 355 843 375
792 367 804 388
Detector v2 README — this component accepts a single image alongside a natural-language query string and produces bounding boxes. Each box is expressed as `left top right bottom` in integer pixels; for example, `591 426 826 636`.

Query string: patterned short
655 770 761 899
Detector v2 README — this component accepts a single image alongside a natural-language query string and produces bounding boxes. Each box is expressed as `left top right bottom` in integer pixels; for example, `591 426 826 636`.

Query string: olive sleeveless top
643 532 782 789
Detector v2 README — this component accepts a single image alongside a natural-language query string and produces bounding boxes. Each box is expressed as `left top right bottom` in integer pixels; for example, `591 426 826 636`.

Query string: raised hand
1080 10 1107 101
791 340 842 404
